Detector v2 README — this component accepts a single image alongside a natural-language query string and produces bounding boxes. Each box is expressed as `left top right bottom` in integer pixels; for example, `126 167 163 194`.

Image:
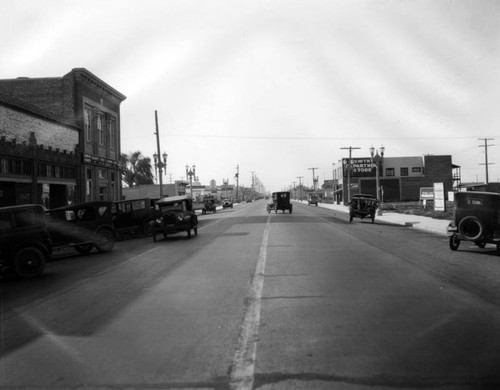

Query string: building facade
0 68 126 206
334 155 454 204
0 93 79 207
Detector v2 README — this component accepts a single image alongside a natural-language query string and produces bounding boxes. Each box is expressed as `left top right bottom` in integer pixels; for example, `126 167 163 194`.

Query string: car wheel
75 244 93 254
449 234 460 251
95 228 115 253
13 247 45 278
458 216 484 241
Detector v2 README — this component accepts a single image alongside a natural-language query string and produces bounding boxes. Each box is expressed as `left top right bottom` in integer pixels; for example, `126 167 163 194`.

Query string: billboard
342 158 376 178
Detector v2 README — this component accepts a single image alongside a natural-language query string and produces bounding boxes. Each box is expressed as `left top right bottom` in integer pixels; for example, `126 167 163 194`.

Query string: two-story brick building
0 68 126 206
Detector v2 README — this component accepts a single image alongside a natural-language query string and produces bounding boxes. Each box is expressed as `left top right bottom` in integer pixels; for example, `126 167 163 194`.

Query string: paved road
1 200 500 389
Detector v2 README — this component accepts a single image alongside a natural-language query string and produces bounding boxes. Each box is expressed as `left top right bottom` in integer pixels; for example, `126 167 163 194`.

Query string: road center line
229 214 271 390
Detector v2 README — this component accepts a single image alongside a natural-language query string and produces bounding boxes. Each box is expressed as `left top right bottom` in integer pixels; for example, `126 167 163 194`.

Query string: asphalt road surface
2 200 500 390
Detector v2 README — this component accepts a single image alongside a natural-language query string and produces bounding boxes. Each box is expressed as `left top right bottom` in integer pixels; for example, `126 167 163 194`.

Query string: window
412 167 421 173
386 168 395 177
400 167 408 176
109 118 116 150
86 169 92 200
84 108 91 142
97 114 104 145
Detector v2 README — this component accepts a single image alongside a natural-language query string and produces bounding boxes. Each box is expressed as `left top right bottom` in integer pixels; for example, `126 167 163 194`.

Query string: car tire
13 246 45 278
95 228 115 253
458 216 484 241
143 221 154 237
449 234 460 251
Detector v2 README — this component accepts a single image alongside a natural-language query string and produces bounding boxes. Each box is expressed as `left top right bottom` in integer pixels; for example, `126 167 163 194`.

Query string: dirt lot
383 200 454 220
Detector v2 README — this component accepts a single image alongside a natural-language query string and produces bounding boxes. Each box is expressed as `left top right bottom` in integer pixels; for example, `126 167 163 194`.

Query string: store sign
83 153 120 169
420 187 434 200
342 158 376 177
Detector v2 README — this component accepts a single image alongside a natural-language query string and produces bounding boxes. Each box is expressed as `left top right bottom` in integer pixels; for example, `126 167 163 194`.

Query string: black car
112 198 160 237
348 194 379 223
222 199 233 209
272 191 292 214
0 204 52 278
447 191 500 255
151 196 199 241
45 201 116 254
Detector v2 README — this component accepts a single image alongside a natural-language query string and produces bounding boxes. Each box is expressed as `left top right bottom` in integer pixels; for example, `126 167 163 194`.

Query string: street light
153 152 168 197
369 145 385 216
186 164 196 198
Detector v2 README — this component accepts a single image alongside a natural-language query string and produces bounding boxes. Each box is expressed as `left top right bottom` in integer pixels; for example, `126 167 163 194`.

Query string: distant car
348 194 379 223
45 201 116 254
222 199 233 209
447 191 500 255
0 204 52 278
151 196 199 242
272 191 292 214
202 196 217 214
112 198 160 237
308 195 319 206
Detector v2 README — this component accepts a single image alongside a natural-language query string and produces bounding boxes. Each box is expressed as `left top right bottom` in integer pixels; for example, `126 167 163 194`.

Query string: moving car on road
447 191 500 255
151 196 198 241
112 198 160 237
202 195 217 214
0 204 52 278
222 199 233 209
272 191 293 214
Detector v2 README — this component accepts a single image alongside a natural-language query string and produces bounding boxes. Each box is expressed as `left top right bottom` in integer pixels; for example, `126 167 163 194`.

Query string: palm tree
121 151 154 187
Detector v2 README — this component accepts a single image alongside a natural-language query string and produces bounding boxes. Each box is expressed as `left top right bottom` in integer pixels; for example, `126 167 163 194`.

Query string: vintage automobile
45 201 116 254
348 194 379 223
0 204 52 278
272 191 293 214
202 196 217 214
222 199 233 209
447 191 500 255
112 197 160 237
308 194 319 206
151 196 199 242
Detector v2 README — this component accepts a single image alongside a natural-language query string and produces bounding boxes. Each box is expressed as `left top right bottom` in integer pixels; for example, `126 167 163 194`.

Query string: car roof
157 195 192 204
352 194 375 198
0 204 45 212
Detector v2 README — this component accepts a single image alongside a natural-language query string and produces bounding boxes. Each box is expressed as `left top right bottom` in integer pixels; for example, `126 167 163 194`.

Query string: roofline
69 68 127 101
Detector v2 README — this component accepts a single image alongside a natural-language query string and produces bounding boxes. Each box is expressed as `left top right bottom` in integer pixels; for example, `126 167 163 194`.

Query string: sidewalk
301 201 451 236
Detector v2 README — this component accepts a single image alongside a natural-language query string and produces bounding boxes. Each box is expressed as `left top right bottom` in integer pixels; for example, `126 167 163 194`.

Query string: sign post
433 182 446 212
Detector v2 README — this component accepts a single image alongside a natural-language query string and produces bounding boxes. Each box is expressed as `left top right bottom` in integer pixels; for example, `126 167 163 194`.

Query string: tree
121 151 154 187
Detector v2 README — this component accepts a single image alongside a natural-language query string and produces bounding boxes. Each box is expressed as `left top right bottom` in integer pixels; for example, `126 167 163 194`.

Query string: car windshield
160 202 185 213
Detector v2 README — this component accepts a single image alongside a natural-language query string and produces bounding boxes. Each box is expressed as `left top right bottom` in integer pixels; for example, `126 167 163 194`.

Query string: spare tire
458 216 484 241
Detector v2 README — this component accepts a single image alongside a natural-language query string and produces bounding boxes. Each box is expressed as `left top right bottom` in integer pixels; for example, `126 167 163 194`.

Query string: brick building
0 93 79 207
0 68 126 206
334 155 455 204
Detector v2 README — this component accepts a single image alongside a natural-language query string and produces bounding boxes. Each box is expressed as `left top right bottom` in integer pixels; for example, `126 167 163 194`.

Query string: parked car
308 194 319 206
447 191 500 255
151 196 199 242
202 196 217 214
112 198 160 237
272 192 293 214
222 199 233 209
348 194 379 223
0 204 52 278
45 201 116 254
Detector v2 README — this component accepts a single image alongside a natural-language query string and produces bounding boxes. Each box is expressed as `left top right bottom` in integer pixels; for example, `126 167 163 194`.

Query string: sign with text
433 182 446 211
420 187 434 200
342 158 376 177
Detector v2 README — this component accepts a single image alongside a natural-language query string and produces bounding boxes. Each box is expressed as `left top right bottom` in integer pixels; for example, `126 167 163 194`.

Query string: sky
1 0 499 192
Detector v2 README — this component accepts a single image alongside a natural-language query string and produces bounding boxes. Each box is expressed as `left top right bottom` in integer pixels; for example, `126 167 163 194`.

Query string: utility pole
297 176 303 200
235 164 239 202
292 181 296 199
340 146 360 204
154 110 163 198
478 138 495 185
308 167 319 191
